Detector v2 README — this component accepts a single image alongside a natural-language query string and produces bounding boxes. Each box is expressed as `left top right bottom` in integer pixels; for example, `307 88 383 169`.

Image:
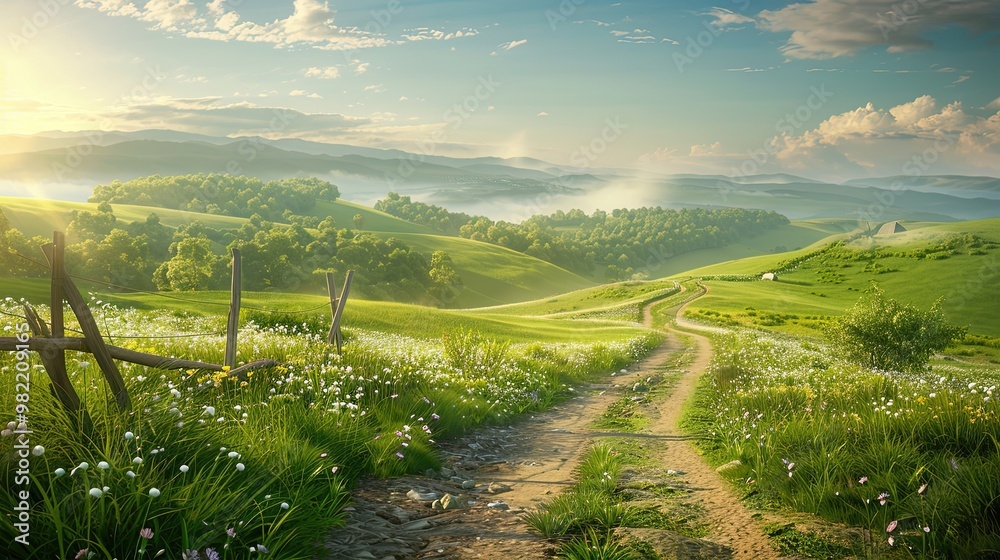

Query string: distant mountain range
2 129 999 222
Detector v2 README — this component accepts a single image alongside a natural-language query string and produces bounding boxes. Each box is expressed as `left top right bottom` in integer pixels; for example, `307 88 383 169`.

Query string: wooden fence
1 232 352 422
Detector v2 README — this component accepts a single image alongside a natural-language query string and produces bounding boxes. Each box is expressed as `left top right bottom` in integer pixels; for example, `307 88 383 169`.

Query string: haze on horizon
1 0 999 182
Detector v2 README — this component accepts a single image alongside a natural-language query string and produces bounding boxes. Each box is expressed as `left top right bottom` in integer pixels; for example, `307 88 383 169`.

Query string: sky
1 0 999 181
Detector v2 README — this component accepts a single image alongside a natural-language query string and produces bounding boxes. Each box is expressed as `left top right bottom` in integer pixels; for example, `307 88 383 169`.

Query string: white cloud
77 0 398 51
364 84 386 93
642 96 1000 178
987 97 1000 110
289 90 322 98
952 75 971 85
138 0 199 31
399 96 409 101
757 0 1000 59
354 62 370 74
536 111 549 117
661 37 680 45
888 95 936 127
305 66 340 79
76 0 139 17
500 39 528 51
403 27 479 41
704 7 755 28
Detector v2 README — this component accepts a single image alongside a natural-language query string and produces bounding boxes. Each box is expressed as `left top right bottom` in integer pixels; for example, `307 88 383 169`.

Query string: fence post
326 272 339 345
224 248 241 369
43 232 74 414
330 270 354 354
43 240 132 411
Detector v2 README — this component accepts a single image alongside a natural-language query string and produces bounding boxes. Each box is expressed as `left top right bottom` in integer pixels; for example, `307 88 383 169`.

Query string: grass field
681 218 1000 337
0 285 646 344
647 220 856 279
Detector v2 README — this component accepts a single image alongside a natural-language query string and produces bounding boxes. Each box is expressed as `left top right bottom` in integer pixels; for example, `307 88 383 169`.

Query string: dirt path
325 291 779 559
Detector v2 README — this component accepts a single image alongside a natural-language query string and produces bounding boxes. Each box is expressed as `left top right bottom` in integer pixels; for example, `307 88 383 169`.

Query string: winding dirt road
328 288 779 559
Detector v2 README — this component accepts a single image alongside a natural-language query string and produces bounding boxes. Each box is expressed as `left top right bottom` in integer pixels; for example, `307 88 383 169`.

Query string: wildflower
331 466 339 474
878 492 890 506
886 520 898 533
923 526 931 533
432 413 440 420
72 462 90 476
226 528 236 538
182 550 200 560
949 458 959 470
205 549 220 560
126 470 136 478
204 406 216 416
257 544 269 554
319 452 328 458
98 461 110 470
180 465 189 473
32 445 44 456
133 457 143 465
140 528 153 539
888 536 895 546
54 468 66 477
236 463 245 471
148 488 161 498
75 549 90 560
858 476 868 485
125 431 135 440
89 488 104 498
918 483 928 495
228 451 240 459
280 502 289 510
787 462 795 470
395 452 405 459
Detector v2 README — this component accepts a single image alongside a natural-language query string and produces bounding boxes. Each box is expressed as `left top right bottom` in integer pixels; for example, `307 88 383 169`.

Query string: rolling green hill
0 195 589 308
680 218 1000 336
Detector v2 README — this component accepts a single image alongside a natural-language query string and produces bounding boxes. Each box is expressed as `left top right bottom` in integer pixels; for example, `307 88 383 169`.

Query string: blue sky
1 0 999 180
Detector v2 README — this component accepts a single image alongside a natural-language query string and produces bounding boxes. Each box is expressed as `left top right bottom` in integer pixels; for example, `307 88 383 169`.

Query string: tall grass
1 299 658 559
685 330 1000 557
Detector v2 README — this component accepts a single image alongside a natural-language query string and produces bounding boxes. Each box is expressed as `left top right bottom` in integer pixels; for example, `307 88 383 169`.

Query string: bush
826 284 966 373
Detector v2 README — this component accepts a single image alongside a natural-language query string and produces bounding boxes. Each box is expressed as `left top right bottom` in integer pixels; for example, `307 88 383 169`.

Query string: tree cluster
0 202 462 307
374 192 481 235
88 174 340 222
374 194 789 280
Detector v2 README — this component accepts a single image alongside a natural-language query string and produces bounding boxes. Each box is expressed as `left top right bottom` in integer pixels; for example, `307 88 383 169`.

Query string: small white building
762 272 776 281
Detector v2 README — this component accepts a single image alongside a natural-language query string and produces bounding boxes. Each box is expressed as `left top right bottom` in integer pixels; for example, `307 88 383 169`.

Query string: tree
154 237 217 291
826 284 966 373
428 250 463 305
353 213 364 230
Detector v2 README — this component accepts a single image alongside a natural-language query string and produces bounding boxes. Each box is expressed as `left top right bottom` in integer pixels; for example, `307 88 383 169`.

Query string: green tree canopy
827 284 966 373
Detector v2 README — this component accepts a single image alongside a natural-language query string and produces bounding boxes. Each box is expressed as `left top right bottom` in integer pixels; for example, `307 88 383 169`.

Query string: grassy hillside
474 279 679 317
682 218 1000 336
1 195 589 307
388 233 592 307
5 286 645 344
646 220 854 278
